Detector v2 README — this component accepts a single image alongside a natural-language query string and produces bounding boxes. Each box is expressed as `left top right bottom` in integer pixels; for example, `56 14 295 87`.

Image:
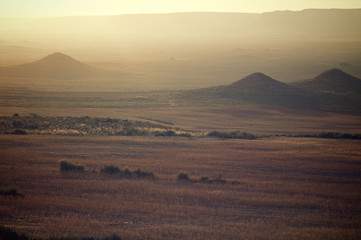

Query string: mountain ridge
2 9 361 41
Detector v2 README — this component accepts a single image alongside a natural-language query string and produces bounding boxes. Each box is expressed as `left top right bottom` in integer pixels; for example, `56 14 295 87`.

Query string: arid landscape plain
1 6 361 240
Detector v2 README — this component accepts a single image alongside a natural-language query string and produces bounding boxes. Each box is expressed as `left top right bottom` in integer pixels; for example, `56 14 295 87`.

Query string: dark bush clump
199 176 209 182
0 225 30 240
0 186 24 198
132 169 155 179
0 225 123 240
60 160 85 172
123 168 132 177
207 130 256 139
100 166 155 180
155 130 176 137
12 129 27 135
177 171 190 181
100 165 121 175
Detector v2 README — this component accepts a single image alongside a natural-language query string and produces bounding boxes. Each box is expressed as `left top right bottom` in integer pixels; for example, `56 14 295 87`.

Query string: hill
292 68 361 95
0 52 110 80
172 70 361 113
176 72 319 109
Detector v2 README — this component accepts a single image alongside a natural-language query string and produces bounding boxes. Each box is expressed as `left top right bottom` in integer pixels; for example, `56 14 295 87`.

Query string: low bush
132 169 155 179
12 129 27 135
59 160 85 173
123 168 131 177
207 130 256 139
177 171 190 181
0 186 24 198
100 165 155 180
0 225 31 240
155 130 176 137
100 165 121 175
0 225 123 240
199 176 209 182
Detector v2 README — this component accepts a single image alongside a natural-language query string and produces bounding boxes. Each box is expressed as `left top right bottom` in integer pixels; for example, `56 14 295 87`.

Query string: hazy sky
1 0 361 17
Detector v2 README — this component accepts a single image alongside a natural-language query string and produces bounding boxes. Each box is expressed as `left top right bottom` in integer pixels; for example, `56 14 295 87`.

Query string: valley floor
0 135 360 239
1 105 361 135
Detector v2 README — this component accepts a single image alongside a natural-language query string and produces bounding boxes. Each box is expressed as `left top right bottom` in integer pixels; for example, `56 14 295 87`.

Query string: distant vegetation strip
59 161 157 180
0 114 192 137
207 130 257 140
58 161 238 184
0 225 122 240
138 116 174 125
278 132 361 140
1 114 360 140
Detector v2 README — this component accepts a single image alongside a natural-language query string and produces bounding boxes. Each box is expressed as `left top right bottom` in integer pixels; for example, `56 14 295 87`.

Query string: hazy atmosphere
1 0 361 16
1 1 361 240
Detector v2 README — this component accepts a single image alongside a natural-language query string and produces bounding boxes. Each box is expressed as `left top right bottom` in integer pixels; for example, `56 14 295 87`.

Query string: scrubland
0 135 360 239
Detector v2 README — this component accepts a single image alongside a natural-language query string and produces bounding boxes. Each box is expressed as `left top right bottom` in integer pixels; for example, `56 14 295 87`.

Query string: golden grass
1 105 361 135
0 135 360 239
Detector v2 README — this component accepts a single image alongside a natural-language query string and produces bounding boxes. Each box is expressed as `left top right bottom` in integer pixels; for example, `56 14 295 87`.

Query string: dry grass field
1 105 361 135
1 7 361 240
1 135 360 239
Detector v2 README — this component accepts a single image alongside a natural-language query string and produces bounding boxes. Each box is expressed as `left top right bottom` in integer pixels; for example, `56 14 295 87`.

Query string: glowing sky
1 0 361 17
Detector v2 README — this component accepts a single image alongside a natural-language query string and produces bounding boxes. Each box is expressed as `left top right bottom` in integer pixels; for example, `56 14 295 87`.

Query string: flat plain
1 134 360 239
1 8 361 240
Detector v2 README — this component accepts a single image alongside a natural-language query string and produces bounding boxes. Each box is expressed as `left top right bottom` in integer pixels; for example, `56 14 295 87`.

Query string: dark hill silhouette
293 68 361 95
228 72 294 91
178 72 319 109
0 52 108 79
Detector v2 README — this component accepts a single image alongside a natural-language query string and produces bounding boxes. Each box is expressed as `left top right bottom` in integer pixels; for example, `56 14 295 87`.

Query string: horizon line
1 8 361 19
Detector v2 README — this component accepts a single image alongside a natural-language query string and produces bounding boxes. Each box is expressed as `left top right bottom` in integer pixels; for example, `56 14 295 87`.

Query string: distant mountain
176 72 319 109
0 52 108 79
1 9 361 44
290 68 361 113
293 68 361 95
173 70 361 113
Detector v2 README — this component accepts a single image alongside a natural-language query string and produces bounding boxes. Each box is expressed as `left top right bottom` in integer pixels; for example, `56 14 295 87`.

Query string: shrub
132 169 155 179
100 166 155 180
0 225 30 240
207 130 256 139
0 225 123 240
0 186 24 198
177 171 190 181
215 174 227 184
12 129 27 135
199 176 209 182
207 131 223 138
100 165 121 175
123 168 132 177
59 160 85 172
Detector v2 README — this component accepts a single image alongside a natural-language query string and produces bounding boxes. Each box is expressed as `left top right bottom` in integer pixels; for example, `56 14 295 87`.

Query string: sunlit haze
1 0 361 17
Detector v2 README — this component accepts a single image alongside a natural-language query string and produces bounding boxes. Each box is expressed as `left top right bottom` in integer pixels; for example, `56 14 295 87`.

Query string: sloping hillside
293 68 361 95
0 52 110 79
176 72 319 109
